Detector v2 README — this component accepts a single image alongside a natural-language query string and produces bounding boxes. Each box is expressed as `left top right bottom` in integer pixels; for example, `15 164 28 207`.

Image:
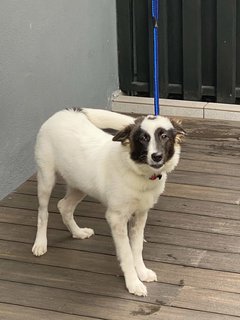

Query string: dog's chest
122 174 166 211
122 181 164 214
135 193 156 212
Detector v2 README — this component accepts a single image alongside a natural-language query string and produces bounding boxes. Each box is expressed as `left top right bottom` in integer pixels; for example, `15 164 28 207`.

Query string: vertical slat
217 0 236 103
116 0 133 94
236 0 240 98
168 0 183 97
182 0 202 101
202 0 216 100
148 0 154 97
133 0 149 83
159 0 169 98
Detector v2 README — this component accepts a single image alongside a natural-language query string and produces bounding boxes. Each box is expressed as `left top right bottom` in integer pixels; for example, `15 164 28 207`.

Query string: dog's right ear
112 124 134 146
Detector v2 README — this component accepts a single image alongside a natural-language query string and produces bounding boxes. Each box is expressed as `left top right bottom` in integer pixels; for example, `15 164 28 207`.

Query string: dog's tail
82 108 134 130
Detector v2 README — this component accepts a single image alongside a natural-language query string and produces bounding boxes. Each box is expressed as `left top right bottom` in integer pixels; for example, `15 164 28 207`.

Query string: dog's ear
170 118 186 143
112 124 134 145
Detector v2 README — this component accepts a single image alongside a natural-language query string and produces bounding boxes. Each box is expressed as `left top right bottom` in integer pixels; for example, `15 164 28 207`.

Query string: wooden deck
0 117 240 319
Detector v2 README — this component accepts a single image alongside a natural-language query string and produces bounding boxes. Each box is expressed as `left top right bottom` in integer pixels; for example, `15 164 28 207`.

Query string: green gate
116 0 240 104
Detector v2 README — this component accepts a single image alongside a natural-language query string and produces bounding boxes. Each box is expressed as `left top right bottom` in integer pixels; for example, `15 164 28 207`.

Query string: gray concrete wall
0 0 119 200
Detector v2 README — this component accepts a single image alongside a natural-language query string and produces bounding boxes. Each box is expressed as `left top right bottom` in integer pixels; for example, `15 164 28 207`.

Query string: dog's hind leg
32 166 56 256
129 211 157 282
58 186 94 239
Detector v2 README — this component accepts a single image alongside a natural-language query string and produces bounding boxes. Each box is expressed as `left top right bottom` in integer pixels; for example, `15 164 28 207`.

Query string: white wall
0 0 119 199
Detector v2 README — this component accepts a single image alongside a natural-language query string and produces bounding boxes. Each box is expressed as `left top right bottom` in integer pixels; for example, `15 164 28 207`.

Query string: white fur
82 107 135 130
32 108 180 296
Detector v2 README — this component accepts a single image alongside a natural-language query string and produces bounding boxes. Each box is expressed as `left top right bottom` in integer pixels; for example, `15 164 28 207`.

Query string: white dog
32 108 185 296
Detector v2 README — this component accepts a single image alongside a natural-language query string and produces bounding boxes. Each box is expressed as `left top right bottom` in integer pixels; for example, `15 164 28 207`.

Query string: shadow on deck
0 117 240 319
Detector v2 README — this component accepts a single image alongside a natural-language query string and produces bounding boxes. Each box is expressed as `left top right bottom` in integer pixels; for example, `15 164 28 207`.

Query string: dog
32 108 185 296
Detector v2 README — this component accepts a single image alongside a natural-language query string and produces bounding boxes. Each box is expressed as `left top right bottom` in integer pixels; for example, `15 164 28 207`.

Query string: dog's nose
151 153 163 162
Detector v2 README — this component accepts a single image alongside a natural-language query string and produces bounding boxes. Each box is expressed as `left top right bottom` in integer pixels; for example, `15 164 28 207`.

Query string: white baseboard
111 92 240 121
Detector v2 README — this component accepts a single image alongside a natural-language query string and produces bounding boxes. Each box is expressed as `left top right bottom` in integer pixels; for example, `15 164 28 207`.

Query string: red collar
149 174 162 180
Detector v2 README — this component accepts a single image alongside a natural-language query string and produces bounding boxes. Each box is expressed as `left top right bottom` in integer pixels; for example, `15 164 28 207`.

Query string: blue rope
152 0 160 115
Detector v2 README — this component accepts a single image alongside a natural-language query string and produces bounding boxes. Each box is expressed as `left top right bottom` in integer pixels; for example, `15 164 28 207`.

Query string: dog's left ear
112 124 134 146
170 119 186 143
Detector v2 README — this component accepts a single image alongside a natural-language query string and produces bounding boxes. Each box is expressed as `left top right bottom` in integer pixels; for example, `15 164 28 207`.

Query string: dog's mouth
150 163 163 169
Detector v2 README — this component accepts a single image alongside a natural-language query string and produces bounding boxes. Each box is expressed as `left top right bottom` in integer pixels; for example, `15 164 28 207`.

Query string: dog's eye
161 133 168 139
140 134 150 143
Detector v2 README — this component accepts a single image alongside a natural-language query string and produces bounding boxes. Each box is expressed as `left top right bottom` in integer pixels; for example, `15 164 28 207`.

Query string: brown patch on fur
112 124 135 145
147 115 157 120
170 118 186 143
134 116 145 125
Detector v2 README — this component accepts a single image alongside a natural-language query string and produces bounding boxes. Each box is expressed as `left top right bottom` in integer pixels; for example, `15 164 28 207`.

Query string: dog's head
112 115 186 173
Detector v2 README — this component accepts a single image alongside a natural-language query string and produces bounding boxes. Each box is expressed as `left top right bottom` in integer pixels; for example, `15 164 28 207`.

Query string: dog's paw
32 241 47 256
72 227 94 239
137 268 157 283
126 279 147 296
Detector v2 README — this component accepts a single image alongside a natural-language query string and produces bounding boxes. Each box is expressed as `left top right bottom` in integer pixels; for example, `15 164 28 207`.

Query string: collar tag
149 174 162 181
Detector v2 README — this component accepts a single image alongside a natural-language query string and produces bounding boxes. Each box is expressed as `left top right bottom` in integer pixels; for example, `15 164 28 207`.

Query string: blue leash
152 0 160 115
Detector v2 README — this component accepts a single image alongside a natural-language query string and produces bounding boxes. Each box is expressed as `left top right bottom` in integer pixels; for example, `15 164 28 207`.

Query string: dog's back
35 109 135 199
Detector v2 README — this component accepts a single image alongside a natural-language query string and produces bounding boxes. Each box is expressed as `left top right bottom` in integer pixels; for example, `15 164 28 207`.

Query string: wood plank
0 237 217 274
2 267 240 319
177 158 240 177
181 150 240 165
2 213 240 255
165 183 239 204
0 192 102 215
0 303 95 320
184 132 240 145
181 139 240 158
1 237 240 275
3 204 240 238
182 143 240 159
0 259 180 305
155 262 240 295
0 222 240 274
159 306 240 320
169 170 240 191
182 141 240 158
145 225 240 254
182 117 240 130
15 180 66 199
2 250 240 296
2 192 240 221
0 222 115 256
0 280 164 320
186 131 240 143
149 210 240 236
0 204 106 227
155 196 240 220
173 286 240 317
0 239 119 275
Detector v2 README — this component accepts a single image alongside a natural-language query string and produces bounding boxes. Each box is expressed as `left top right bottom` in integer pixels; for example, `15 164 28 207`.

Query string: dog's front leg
106 210 147 296
129 211 157 283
